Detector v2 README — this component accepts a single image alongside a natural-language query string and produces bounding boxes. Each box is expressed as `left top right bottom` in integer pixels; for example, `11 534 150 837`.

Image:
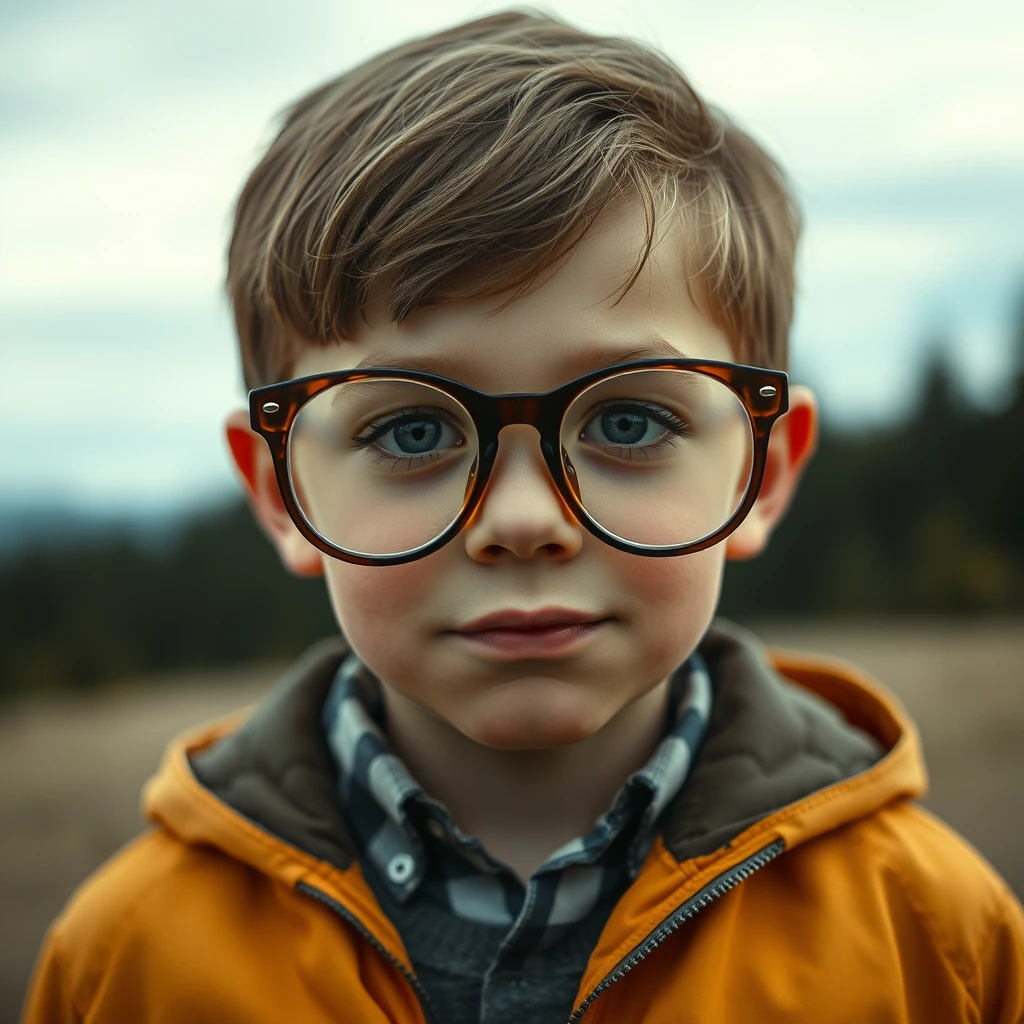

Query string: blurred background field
2 619 1022 1023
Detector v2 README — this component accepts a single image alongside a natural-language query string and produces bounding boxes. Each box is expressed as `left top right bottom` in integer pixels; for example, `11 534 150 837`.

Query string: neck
380 679 671 881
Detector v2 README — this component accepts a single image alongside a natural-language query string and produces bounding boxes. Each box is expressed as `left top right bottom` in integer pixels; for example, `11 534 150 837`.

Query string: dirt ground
2 620 1022 1022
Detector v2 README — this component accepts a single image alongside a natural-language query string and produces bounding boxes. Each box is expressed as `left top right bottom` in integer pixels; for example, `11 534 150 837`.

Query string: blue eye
388 418 443 454
582 403 686 448
598 409 658 445
353 408 465 464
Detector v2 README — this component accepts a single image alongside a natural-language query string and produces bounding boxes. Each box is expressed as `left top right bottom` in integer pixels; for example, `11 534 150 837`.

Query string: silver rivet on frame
262 401 281 414
758 386 777 398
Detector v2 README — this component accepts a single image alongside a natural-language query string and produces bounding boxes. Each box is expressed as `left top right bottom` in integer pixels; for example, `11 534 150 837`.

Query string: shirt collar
322 651 712 905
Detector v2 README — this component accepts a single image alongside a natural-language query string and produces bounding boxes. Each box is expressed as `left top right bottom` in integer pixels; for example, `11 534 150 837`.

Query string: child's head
225 11 817 751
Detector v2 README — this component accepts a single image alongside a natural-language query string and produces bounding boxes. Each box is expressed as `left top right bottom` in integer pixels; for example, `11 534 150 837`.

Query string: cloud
1 0 1022 504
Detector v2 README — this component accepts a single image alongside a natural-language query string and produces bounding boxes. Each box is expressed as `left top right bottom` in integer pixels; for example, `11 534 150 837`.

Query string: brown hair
227 10 801 388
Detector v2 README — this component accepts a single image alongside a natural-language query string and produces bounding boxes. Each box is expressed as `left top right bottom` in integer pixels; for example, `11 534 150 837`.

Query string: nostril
478 539 570 562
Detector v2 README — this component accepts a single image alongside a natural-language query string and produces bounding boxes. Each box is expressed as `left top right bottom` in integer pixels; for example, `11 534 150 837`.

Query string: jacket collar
663 620 894 860
145 621 925 880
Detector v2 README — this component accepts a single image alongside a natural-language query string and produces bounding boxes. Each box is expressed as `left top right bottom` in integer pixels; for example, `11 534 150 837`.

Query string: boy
24 11 1024 1023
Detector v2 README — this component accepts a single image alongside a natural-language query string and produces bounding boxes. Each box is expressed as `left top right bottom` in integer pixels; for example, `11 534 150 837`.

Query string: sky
2 0 1023 513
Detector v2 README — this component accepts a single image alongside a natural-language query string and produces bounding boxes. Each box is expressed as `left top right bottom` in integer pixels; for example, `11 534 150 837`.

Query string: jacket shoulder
29 827 238 1018
848 801 1024 1012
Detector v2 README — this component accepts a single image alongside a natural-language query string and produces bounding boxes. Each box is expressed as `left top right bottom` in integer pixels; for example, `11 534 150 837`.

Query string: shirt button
387 852 415 884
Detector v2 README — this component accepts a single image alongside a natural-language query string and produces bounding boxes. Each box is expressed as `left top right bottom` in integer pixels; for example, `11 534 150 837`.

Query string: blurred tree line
1 330 1022 697
721 343 1024 618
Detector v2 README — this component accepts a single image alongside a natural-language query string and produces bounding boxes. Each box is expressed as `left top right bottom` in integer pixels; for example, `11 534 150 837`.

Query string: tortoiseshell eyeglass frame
248 358 789 566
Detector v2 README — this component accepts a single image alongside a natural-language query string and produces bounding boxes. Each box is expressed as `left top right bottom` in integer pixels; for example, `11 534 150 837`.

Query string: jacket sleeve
976 889 1024 1024
20 927 82 1024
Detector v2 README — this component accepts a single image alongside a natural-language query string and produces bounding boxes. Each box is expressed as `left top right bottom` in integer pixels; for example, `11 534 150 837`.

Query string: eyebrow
350 337 690 378
352 351 474 376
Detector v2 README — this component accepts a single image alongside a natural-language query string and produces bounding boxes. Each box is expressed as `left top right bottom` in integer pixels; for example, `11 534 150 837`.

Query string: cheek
321 555 440 662
614 544 724 605
610 545 726 655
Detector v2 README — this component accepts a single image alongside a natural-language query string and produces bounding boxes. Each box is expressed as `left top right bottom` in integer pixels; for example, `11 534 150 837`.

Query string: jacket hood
143 621 927 889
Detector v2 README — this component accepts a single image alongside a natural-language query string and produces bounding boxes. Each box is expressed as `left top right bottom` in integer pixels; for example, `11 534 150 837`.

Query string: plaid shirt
322 652 712 958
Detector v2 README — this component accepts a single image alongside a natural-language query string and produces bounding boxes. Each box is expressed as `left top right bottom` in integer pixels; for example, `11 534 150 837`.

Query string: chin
459 676 607 750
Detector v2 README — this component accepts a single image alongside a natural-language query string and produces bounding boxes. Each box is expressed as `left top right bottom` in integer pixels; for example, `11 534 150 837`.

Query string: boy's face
233 202 816 751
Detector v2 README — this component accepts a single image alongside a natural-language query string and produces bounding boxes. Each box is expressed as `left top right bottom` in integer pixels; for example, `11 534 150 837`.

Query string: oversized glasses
248 358 789 566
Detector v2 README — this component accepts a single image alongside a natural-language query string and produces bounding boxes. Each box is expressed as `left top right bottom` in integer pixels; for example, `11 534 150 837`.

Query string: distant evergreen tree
721 315 1024 619
0 504 336 697
1013 284 1024 380
3 294 1023 695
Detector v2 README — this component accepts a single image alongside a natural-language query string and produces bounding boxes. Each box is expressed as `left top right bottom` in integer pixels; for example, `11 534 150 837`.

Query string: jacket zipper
297 881 439 1024
567 838 785 1023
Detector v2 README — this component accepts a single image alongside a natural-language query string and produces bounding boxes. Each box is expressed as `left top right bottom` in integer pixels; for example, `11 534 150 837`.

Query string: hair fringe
227 11 800 387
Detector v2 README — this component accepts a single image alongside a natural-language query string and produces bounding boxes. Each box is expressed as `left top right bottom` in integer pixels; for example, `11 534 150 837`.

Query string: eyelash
350 408 462 468
585 400 693 456
347 401 690 470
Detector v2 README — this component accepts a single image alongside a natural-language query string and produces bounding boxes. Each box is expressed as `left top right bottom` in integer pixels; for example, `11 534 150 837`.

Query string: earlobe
224 410 324 578
725 385 818 562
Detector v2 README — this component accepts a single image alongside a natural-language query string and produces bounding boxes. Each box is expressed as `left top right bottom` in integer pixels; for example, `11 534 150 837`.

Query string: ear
225 409 323 577
725 385 818 561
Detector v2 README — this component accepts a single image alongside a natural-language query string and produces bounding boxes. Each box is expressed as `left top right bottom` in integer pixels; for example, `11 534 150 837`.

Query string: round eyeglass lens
560 369 755 548
287 378 479 558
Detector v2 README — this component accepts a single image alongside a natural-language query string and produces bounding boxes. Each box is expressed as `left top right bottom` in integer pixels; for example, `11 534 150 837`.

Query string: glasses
248 358 788 566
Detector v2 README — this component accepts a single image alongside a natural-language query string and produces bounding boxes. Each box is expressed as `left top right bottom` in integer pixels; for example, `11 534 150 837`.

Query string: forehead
292 202 734 392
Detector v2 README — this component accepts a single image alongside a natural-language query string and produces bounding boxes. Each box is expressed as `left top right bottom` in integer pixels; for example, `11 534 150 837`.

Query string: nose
462 425 585 564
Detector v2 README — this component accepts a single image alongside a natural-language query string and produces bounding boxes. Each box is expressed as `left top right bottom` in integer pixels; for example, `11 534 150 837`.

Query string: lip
449 607 610 659
456 607 604 632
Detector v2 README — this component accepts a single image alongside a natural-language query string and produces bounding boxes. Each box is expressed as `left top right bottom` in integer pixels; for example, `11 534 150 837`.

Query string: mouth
449 607 611 658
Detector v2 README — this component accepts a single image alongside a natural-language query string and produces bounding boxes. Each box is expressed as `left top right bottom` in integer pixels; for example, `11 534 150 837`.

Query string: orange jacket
23 625 1024 1023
